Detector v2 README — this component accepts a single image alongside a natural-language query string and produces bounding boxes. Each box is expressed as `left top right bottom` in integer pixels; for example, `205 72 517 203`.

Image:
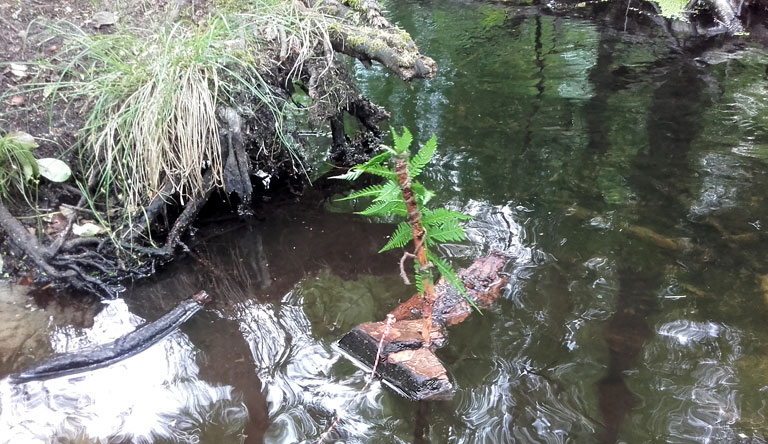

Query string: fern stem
395 153 436 346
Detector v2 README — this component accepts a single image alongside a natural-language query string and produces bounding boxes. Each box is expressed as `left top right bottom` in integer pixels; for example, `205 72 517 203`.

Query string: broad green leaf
379 221 413 252
329 168 364 181
18 150 39 180
361 165 398 180
37 158 72 182
7 131 38 150
329 152 392 181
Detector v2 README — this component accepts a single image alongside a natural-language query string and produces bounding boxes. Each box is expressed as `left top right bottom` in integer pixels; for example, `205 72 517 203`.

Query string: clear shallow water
3 1 768 443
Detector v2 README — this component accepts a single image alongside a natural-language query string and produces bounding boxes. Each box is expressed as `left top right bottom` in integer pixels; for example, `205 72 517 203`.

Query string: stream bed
3 1 768 442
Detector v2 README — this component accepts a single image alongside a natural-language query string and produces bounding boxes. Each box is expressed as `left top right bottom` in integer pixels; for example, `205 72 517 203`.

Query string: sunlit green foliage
654 0 690 19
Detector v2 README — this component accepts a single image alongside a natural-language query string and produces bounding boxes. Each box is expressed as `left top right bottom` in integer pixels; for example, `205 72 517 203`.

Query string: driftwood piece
10 291 212 383
308 0 437 81
338 252 509 401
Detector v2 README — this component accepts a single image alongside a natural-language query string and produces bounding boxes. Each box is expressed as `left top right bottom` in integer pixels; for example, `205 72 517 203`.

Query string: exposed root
0 200 119 297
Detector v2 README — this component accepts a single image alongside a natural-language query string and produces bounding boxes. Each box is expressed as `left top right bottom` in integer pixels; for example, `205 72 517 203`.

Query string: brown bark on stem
394 154 436 346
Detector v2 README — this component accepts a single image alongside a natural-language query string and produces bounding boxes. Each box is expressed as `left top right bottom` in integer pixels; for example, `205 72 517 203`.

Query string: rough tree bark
394 153 437 346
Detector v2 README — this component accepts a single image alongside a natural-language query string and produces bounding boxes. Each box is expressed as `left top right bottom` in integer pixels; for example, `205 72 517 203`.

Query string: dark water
3 1 768 442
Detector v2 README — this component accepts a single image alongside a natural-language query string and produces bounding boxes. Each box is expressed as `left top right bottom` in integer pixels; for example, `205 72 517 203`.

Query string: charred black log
10 291 212 383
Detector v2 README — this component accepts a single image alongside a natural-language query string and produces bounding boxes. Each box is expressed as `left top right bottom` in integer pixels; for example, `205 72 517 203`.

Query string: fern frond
373 180 401 203
392 127 413 154
412 181 435 205
426 219 467 243
362 165 398 180
337 184 385 201
329 168 365 181
414 268 424 294
412 263 434 296
427 251 480 312
379 221 413 252
357 199 407 217
331 151 393 181
409 135 437 178
423 208 472 227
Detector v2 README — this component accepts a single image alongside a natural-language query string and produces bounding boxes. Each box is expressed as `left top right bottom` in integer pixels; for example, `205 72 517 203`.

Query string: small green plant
333 127 474 346
0 131 39 200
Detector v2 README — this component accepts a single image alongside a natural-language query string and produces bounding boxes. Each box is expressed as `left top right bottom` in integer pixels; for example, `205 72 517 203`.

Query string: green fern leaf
329 169 364 181
373 180 401 203
411 181 435 205
423 208 472 227
357 199 407 217
426 219 467 243
392 127 413 154
362 165 398 180
337 184 384 201
330 151 392 181
379 221 413 252
427 251 481 312
409 135 437 178
414 268 424 294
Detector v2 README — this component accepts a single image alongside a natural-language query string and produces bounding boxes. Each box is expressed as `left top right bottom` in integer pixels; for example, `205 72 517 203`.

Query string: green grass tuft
31 0 336 227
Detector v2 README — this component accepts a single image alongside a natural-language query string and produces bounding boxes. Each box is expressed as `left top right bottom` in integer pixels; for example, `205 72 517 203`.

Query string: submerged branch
10 291 212 383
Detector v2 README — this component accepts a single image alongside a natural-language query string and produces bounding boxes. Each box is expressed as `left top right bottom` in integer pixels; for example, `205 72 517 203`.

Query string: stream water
3 1 768 443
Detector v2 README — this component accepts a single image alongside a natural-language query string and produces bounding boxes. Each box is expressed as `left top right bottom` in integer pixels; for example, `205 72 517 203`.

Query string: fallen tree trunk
307 0 437 81
338 252 509 401
10 291 212 383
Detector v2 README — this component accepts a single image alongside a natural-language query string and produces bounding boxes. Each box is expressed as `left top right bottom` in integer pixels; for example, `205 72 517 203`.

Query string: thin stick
316 314 396 444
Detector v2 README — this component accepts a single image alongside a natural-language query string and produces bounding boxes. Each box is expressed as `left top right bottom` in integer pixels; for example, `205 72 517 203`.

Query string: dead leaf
9 63 27 78
9 95 24 106
45 213 69 236
91 11 116 28
59 205 75 219
72 222 105 237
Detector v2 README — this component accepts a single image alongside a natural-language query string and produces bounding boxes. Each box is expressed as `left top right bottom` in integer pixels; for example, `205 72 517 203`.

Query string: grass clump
0 131 39 201
39 1 335 225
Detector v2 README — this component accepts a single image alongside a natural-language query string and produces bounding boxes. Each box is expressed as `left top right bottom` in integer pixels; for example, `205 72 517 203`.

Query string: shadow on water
597 60 709 442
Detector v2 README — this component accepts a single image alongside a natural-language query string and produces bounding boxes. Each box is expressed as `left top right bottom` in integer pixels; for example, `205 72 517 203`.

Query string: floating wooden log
10 291 212 383
338 252 509 401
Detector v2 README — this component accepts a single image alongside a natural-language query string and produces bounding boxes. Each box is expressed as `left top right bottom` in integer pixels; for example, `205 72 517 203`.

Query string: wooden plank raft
338 251 509 400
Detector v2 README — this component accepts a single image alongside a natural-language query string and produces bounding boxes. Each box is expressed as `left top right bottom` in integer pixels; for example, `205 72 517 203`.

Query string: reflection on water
3 0 768 442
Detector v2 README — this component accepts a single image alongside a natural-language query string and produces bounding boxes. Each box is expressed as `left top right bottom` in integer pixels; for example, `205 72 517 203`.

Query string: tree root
0 200 119 297
162 170 215 256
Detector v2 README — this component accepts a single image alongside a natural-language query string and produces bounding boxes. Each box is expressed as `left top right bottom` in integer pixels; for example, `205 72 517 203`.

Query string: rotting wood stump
338 251 509 401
